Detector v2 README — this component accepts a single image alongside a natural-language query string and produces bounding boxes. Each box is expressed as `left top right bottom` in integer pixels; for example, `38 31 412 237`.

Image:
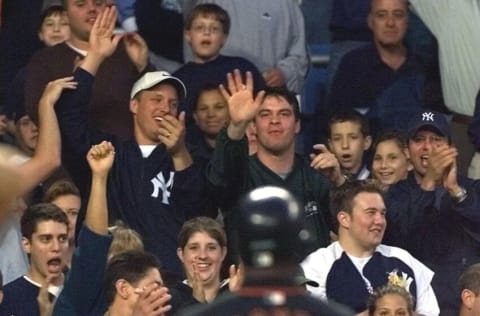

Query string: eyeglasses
191 24 222 34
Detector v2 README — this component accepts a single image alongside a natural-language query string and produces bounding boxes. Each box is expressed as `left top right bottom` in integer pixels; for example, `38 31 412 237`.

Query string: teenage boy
0 203 69 316
174 3 265 119
328 109 372 180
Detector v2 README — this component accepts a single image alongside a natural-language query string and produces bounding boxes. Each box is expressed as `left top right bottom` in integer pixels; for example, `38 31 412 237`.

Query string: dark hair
192 83 223 112
39 5 67 31
328 109 370 138
373 129 407 153
368 284 414 316
104 250 161 306
185 3 231 35
21 203 69 240
0 269 3 290
459 263 480 296
329 180 385 229
258 86 301 121
178 217 226 250
43 179 80 203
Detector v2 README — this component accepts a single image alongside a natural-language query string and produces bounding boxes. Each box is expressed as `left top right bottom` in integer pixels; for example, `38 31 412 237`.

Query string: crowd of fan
0 0 480 315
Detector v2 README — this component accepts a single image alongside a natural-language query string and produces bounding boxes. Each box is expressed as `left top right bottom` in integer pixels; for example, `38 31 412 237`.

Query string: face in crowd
372 138 410 185
130 84 179 145
193 88 229 139
64 0 108 44
329 121 371 175
408 129 449 180
254 95 300 156
186 14 227 63
338 191 387 254
178 230 227 288
368 0 408 49
38 10 71 47
22 220 69 283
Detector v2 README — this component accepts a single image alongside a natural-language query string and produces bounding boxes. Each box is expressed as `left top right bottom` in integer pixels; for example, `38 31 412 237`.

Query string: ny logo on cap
422 112 434 122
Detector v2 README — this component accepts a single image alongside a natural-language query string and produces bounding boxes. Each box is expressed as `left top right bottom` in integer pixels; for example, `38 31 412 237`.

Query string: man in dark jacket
384 110 480 315
55 6 205 278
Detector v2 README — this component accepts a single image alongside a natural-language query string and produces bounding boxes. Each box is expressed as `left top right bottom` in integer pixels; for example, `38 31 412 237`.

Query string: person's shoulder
28 43 73 61
340 43 376 66
303 242 340 265
376 244 422 265
2 276 36 296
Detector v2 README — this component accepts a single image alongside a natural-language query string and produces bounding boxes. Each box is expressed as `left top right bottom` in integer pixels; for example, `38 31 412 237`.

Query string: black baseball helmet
234 186 305 268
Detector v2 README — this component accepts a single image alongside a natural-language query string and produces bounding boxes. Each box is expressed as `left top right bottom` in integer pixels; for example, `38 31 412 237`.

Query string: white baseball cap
130 71 187 100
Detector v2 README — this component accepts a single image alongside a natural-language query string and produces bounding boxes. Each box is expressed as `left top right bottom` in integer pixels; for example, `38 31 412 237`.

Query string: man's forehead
33 220 68 233
260 96 293 110
370 0 407 11
412 127 446 139
143 84 179 97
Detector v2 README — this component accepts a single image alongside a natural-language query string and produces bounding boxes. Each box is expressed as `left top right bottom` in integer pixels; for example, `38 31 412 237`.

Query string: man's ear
367 13 373 31
337 211 351 229
21 237 31 254
130 99 138 115
115 279 131 300
364 135 372 151
461 289 475 309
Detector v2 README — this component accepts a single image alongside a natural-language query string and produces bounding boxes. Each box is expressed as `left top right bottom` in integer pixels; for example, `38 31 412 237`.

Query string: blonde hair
108 221 144 259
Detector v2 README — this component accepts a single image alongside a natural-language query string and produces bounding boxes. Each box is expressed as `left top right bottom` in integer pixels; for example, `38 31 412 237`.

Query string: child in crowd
4 4 70 126
372 130 411 186
174 3 265 120
327 109 372 180
367 284 414 316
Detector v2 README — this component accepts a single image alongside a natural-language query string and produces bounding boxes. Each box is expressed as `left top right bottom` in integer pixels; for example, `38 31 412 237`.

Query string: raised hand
39 76 78 107
310 144 344 186
86 141 115 177
89 5 121 59
132 283 172 316
220 70 265 140
124 32 149 72
228 263 245 292
422 144 457 189
80 5 122 75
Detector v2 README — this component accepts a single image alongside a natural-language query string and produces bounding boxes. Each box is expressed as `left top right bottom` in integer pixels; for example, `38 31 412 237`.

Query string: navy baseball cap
407 111 451 141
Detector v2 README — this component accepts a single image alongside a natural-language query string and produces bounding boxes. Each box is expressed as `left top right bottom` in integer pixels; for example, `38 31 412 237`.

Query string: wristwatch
452 187 468 204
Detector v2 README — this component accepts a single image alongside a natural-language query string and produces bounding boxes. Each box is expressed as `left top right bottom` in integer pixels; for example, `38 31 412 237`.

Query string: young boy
0 203 69 316
37 4 71 47
4 4 70 142
174 3 266 120
327 109 372 180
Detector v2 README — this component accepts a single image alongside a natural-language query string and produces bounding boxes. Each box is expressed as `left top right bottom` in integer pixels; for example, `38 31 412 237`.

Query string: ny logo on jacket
151 171 174 204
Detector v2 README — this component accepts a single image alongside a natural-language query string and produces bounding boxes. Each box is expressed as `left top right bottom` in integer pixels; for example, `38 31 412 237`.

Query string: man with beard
0 203 69 316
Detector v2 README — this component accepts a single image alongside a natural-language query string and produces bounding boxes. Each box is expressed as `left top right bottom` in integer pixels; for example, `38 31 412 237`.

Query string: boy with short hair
328 109 372 180
174 3 265 118
0 203 69 316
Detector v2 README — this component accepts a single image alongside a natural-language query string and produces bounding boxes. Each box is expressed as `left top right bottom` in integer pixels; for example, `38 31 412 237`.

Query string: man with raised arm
207 70 344 259
55 6 205 279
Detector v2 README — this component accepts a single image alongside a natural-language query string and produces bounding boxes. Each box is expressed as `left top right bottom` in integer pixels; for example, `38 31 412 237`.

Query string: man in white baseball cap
54 6 207 283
